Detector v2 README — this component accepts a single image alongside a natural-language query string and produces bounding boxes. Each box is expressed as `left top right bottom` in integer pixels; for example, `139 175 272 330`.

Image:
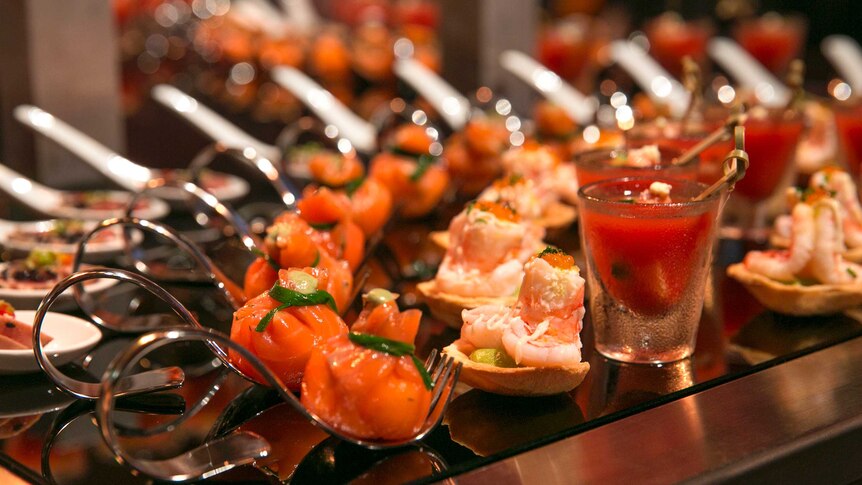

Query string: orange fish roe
821 166 843 175
492 173 526 189
802 187 833 205
537 247 576 270
393 124 433 155
473 200 520 222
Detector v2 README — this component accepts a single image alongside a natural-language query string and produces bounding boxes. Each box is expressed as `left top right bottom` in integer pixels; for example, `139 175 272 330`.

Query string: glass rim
572 146 698 170
577 176 723 208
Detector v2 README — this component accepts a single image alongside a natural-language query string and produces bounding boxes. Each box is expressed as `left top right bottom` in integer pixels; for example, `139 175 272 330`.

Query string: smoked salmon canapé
418 200 545 327
771 167 862 262
230 268 349 391
369 124 450 219
301 289 434 441
307 150 394 237
296 186 366 271
243 212 353 312
443 248 590 396
730 187 862 316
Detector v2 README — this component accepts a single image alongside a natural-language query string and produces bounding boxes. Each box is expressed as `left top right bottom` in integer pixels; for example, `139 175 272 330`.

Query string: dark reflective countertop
2 203 862 485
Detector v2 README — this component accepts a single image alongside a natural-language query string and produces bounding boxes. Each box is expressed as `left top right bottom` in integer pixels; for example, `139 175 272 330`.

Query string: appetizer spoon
708 37 792 108
0 162 168 221
32 269 189 400
609 40 690 118
393 55 472 130
98 328 460 461
14 105 250 203
821 35 862 92
270 66 379 155
499 50 597 124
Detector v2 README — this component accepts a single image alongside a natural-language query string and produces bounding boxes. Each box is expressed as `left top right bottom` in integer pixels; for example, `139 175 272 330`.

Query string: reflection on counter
443 390 584 457
584 356 694 419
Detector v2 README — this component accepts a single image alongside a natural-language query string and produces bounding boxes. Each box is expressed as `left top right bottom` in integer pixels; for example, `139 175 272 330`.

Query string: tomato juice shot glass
834 101 862 178
578 177 723 363
573 146 699 188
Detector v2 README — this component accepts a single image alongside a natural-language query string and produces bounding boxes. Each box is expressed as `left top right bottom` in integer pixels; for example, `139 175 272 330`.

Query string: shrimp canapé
230 268 349 390
773 167 862 257
301 289 433 440
746 189 862 285
435 200 544 298
731 187 862 315
501 143 579 205
443 248 591 395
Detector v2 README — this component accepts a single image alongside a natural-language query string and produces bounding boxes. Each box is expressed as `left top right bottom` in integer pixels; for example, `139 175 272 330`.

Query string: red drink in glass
834 102 862 177
734 14 806 75
573 146 698 187
736 110 804 201
579 178 722 363
626 118 734 185
645 14 712 78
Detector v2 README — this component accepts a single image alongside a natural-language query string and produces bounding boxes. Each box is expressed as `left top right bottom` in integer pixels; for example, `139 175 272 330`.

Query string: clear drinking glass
573 146 699 188
578 177 723 363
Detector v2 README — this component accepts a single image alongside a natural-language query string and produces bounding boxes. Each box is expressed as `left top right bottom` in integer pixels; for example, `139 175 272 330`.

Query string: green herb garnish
311 250 320 268
538 246 564 257
255 282 338 332
618 198 635 204
410 154 437 182
347 332 433 390
251 247 280 272
848 267 858 278
309 221 337 231
344 177 364 197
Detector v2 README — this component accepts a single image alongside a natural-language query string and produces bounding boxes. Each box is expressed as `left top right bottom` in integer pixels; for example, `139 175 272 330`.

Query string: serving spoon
270 66 380 155
393 54 473 131
609 40 690 118
14 105 250 204
0 162 169 221
708 37 792 108
822 35 862 92
499 50 597 125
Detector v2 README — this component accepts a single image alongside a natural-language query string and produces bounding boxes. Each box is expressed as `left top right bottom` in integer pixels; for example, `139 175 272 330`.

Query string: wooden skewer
673 109 747 167
694 126 749 201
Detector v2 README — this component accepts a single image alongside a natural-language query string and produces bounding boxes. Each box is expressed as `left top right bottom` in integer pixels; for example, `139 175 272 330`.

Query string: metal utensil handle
71 216 244 319
128 177 259 252
32 268 188 400
189 141 298 209
694 126 749 202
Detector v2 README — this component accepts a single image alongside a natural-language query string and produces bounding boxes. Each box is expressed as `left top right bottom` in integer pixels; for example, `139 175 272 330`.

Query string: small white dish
0 310 102 374
0 263 118 310
0 219 135 260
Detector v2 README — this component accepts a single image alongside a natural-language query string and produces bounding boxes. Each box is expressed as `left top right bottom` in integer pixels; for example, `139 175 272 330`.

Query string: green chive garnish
344 177 364 197
347 332 433 390
254 282 339 332
410 154 437 182
251 247 280 271
310 222 337 231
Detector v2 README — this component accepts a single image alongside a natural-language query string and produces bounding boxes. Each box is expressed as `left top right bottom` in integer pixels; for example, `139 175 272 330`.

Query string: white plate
51 190 171 221
0 310 102 374
153 172 250 205
0 219 140 260
0 263 118 310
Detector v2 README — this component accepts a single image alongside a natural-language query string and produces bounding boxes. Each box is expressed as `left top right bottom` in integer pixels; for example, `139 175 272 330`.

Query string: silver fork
95 327 461 482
